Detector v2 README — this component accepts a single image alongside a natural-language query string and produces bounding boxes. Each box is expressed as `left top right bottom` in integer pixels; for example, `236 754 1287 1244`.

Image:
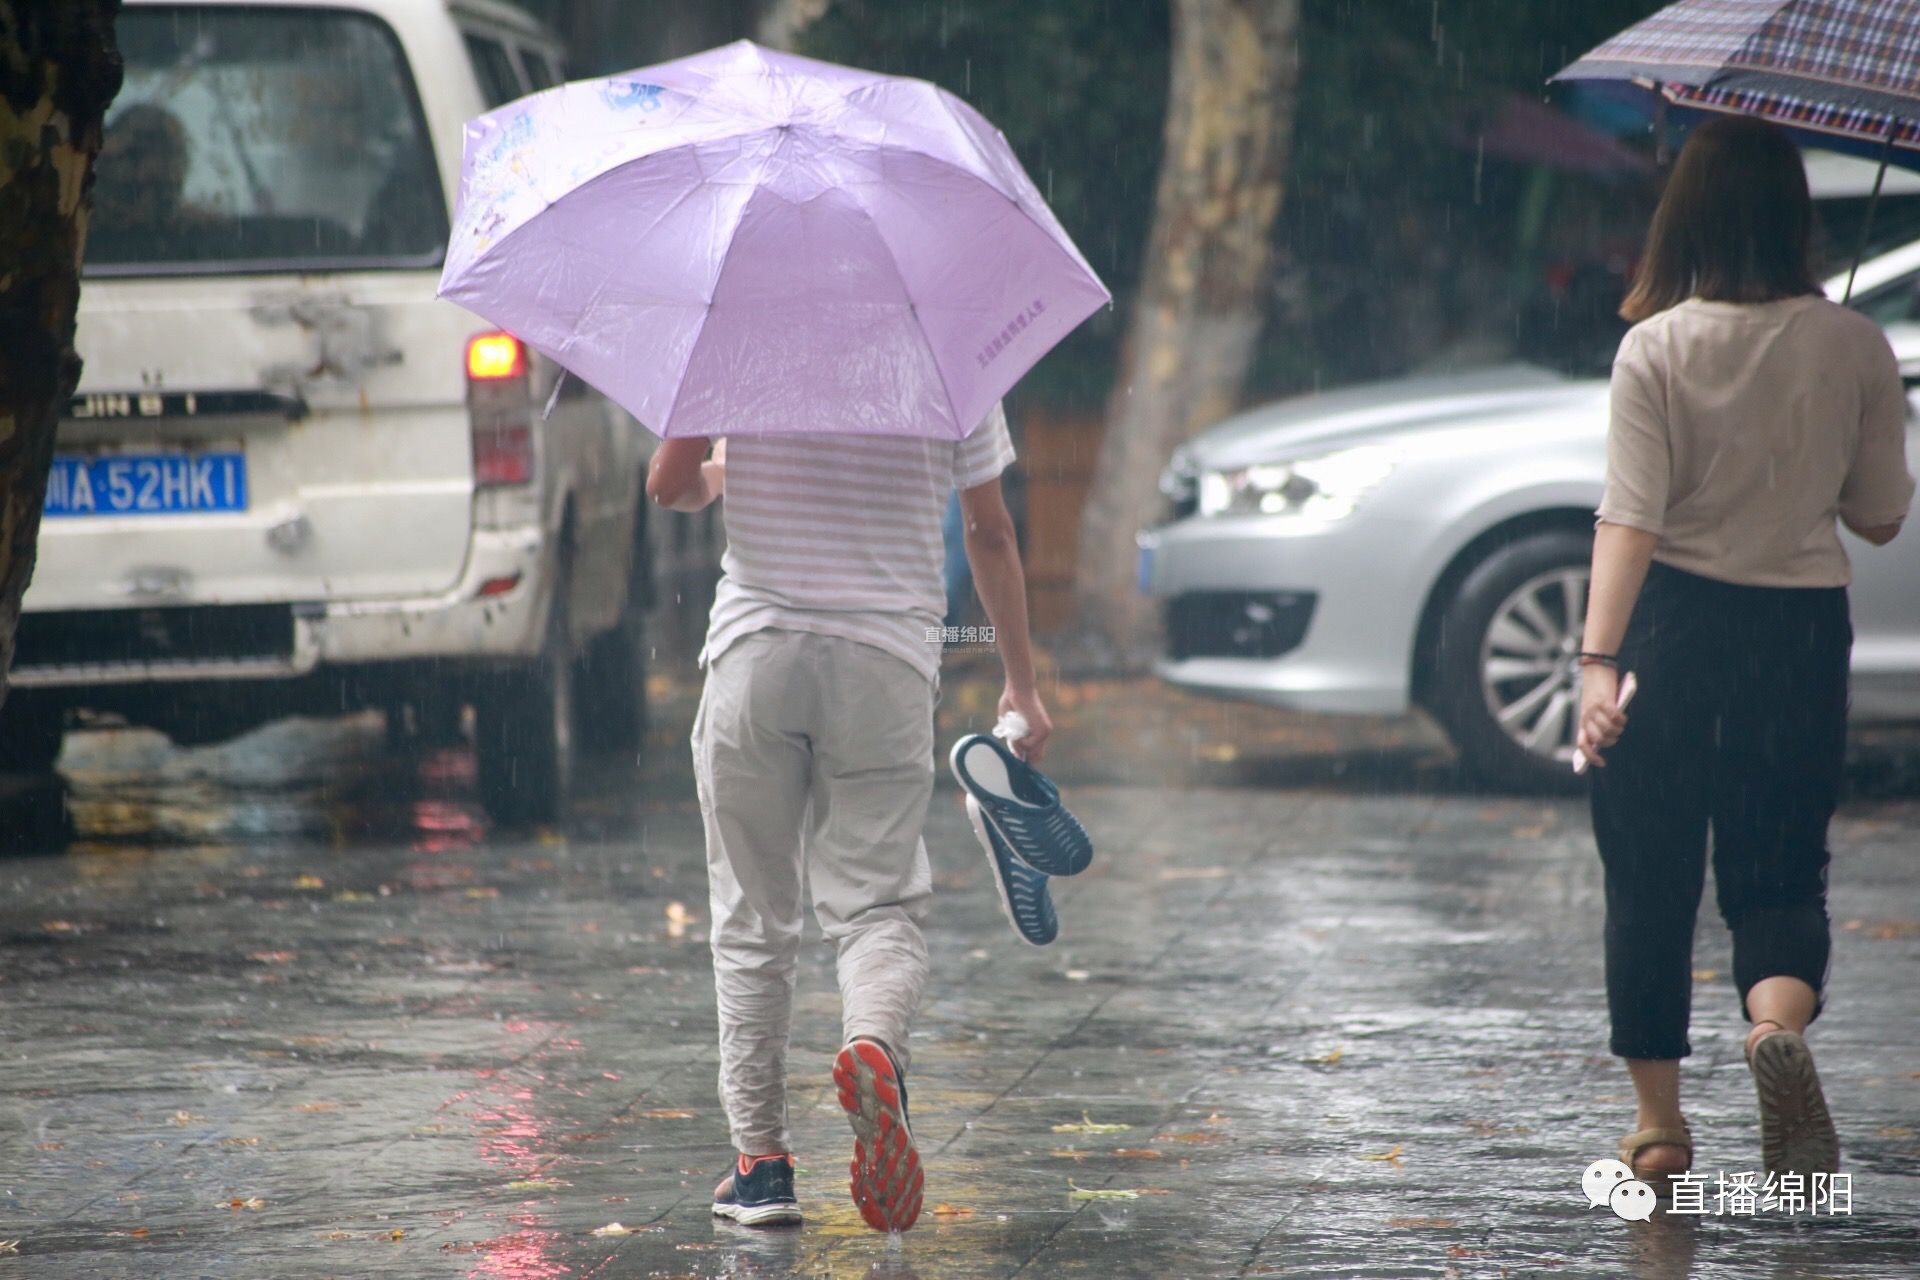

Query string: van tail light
466 332 535 489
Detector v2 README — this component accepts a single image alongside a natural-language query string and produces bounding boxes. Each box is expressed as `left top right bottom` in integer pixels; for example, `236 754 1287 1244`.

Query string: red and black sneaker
833 1039 923 1232
711 1152 802 1226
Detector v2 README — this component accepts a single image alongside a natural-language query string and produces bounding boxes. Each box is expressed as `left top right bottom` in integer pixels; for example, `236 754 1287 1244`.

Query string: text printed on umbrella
977 299 1049 369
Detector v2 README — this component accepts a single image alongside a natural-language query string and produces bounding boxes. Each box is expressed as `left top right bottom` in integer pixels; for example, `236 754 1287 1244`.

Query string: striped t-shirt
701 404 1016 683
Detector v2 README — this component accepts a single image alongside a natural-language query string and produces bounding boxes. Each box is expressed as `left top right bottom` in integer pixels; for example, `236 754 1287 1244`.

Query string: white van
5 0 666 823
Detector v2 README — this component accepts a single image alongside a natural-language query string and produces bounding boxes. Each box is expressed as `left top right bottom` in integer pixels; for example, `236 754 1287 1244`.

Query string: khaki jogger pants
692 628 934 1155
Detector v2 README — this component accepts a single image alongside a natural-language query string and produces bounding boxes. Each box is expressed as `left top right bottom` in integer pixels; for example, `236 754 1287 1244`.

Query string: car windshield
88 6 447 274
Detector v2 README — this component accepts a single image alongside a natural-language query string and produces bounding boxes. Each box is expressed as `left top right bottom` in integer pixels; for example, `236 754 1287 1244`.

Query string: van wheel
475 595 575 826
1432 529 1592 794
576 602 648 754
0 697 66 774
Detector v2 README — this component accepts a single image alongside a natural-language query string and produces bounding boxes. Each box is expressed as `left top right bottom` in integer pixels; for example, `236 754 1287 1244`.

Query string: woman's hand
1576 664 1628 769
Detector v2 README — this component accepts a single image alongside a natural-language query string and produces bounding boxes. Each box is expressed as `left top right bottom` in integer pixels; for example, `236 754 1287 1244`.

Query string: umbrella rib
840 194 964 438
656 184 764 438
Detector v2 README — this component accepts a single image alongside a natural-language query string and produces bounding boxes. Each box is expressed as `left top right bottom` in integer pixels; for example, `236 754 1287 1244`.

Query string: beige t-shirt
1599 294 1915 587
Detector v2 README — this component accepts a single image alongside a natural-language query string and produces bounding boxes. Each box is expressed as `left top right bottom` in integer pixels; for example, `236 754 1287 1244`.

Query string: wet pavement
2 670 1918 1278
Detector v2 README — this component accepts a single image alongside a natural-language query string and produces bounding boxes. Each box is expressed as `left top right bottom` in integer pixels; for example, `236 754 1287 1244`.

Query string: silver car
1139 241 1920 791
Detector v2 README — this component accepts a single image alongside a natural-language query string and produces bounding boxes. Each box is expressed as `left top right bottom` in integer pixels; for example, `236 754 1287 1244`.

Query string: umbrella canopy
1554 0 1920 168
438 40 1111 441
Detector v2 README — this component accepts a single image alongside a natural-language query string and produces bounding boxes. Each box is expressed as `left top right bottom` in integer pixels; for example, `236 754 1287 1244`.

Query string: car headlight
1196 444 1397 521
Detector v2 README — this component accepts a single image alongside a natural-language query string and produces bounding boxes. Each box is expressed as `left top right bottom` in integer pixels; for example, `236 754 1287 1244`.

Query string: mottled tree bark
1070 0 1299 667
755 0 833 49
0 1 123 704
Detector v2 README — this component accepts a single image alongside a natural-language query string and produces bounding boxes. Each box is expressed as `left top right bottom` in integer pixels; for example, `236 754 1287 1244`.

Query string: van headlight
1196 444 1398 522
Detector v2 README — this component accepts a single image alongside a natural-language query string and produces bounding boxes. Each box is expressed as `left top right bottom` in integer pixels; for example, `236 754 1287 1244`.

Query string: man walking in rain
647 409 1051 1233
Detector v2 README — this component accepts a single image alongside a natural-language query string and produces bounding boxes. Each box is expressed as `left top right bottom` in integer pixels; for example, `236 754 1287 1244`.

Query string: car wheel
1433 528 1592 793
575 540 649 755
475 590 575 826
0 696 66 774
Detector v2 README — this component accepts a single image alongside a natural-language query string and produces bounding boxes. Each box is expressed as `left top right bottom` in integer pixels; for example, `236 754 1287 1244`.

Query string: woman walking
1577 116 1913 1189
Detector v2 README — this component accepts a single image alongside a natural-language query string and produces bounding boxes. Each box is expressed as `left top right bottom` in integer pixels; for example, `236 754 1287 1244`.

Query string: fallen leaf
1113 1149 1163 1159
1052 1113 1132 1134
388 1228 406 1241
464 886 501 899
1049 1148 1089 1161
641 1108 696 1120
36 1141 63 1152
0 1241 17 1254
225 1198 266 1211
1359 1144 1405 1167
1691 968 1720 982
1314 1048 1345 1065
220 1137 261 1148
1203 1112 1230 1125
293 875 325 890
326 1231 355 1240
169 1111 204 1126
591 1222 638 1237
248 951 296 964
931 1203 973 1218
505 1178 565 1191
1388 1217 1456 1228
1511 824 1548 839
1878 1126 1915 1139
1158 1131 1223 1145
128 1228 150 1239
42 920 78 933
1196 744 1239 763
1067 1182 1140 1201
1063 969 1092 981
333 890 375 902
295 1103 339 1114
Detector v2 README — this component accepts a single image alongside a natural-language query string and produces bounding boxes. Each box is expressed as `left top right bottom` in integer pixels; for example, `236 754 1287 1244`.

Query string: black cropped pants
1591 562 1850 1061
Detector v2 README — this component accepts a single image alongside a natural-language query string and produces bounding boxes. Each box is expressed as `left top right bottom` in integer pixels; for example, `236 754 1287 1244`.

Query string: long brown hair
1620 115 1821 322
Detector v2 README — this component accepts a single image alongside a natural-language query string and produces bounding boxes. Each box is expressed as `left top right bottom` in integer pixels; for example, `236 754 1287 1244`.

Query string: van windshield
88 7 447 274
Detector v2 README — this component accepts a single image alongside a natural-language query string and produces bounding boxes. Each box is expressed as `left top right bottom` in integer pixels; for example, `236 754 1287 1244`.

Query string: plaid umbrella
1555 0 1920 295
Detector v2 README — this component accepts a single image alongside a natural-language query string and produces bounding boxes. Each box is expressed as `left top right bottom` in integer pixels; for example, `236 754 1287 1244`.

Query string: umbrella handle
1844 122 1898 306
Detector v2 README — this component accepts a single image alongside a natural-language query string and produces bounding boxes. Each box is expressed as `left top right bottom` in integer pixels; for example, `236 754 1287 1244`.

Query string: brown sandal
1620 1124 1693 1197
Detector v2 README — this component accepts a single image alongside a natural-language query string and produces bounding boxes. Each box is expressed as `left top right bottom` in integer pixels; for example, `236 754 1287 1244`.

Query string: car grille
12 605 296 680
1165 591 1316 661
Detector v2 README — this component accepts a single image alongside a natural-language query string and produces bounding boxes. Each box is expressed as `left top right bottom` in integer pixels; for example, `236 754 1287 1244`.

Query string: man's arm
646 437 723 512
959 476 1051 762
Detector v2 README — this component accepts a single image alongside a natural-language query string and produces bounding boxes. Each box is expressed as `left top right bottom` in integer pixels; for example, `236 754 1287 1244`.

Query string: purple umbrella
438 40 1111 441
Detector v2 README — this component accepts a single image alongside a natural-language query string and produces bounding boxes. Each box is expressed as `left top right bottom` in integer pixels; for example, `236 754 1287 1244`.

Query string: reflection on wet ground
0 674 1916 1278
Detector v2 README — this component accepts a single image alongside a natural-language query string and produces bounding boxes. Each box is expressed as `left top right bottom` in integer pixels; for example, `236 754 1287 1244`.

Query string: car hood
1175 364 1602 473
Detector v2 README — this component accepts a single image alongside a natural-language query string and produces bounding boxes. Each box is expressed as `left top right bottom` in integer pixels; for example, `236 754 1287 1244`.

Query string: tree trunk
756 0 833 49
1069 0 1299 668
0 1 124 706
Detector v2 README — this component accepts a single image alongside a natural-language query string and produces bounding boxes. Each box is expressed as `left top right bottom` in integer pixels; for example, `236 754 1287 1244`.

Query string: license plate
44 453 247 518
